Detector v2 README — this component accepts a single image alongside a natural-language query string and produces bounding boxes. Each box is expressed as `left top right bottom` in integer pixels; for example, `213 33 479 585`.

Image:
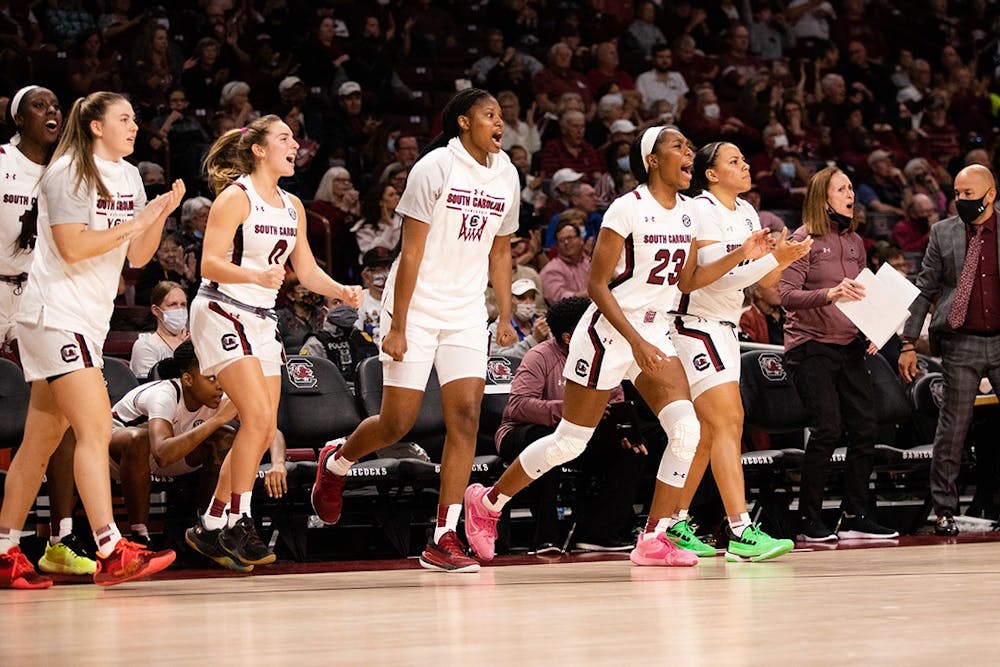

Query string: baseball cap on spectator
609 119 637 135
867 149 893 167
511 279 538 296
551 168 584 190
279 76 303 94
362 246 395 268
338 81 362 97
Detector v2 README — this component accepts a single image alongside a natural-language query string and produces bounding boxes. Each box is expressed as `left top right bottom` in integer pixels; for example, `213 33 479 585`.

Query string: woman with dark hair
780 166 899 542
664 141 808 562
351 181 401 257
184 114 362 571
461 126 771 569
311 88 520 572
134 231 197 305
0 91 183 588
67 29 122 97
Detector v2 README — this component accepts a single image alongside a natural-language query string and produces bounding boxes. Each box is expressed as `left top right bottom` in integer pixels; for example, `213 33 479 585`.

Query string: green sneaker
725 524 794 562
665 520 718 557
38 534 97 575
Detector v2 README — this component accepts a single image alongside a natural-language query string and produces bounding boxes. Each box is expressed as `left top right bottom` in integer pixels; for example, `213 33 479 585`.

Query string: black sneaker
934 513 959 536
797 518 837 542
185 518 254 572
219 515 276 566
837 514 899 539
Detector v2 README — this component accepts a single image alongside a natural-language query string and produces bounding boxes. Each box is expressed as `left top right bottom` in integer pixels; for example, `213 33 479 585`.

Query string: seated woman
310 166 362 283
130 281 189 380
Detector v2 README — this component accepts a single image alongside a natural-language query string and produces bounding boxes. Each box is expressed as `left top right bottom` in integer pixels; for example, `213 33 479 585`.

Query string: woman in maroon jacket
779 166 899 543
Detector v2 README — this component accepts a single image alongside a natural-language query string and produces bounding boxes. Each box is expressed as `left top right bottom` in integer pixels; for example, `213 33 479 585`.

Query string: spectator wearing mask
130 281 189 380
892 193 938 253
356 246 394 344
489 279 550 359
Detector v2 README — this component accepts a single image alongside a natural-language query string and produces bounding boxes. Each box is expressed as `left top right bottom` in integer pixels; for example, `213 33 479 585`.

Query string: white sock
227 492 253 527
325 450 355 476
131 523 150 538
667 509 690 528
482 487 510 512
50 517 73 546
647 517 671 537
433 504 461 543
730 512 751 537
94 523 123 558
0 528 18 554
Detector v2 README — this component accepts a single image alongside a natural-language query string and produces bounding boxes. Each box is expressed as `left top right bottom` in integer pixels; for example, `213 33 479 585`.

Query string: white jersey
203 174 298 309
678 192 776 323
599 184 698 317
0 144 44 275
16 154 146 345
384 138 520 329
112 378 222 434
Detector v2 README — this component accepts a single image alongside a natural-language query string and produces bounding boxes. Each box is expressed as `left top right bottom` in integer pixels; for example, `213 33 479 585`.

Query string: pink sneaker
311 440 347 525
463 483 500 561
630 532 699 567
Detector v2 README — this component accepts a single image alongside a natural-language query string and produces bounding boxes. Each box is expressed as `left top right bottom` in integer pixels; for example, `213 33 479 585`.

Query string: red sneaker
0 546 53 589
94 539 176 587
311 441 348 525
418 531 480 573
463 483 500 561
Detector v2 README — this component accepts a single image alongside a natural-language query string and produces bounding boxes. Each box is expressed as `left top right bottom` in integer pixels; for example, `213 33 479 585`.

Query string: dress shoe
934 513 958 536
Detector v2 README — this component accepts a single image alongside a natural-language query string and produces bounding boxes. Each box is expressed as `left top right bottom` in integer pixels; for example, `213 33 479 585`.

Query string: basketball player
0 91 183 588
311 88 520 572
667 141 810 561
462 127 772 567
184 115 362 571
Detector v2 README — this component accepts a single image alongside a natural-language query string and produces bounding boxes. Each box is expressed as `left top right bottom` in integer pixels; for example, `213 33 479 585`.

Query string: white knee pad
656 400 701 487
518 420 595 480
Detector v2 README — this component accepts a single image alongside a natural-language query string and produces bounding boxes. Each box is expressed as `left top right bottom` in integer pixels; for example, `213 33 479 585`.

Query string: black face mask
827 207 853 231
956 194 990 225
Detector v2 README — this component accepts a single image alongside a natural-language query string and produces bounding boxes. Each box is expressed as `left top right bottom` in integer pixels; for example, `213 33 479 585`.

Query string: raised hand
772 228 813 265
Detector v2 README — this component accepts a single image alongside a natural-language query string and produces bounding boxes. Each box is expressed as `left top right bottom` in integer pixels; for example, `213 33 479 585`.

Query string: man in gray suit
900 164 1000 536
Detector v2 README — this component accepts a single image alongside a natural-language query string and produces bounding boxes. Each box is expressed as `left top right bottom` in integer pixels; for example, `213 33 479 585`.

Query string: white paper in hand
835 265 919 349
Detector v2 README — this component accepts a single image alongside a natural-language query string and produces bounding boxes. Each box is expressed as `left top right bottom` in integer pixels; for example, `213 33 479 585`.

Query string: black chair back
739 350 809 434
0 358 28 447
278 356 362 448
103 357 139 406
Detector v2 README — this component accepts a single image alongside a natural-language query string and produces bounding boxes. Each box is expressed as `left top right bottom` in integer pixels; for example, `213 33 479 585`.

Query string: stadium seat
103 330 140 360
278 356 363 450
0 358 29 449
356 356 444 446
103 357 139 406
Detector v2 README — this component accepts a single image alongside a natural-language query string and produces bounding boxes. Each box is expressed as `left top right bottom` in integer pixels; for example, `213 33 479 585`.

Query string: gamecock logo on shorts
487 357 513 384
60 344 79 363
692 353 710 372
757 352 786 381
221 333 239 352
286 358 318 389
574 359 590 377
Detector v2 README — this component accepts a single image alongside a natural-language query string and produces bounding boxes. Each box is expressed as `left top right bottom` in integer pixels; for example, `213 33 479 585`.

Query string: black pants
498 421 645 547
785 340 877 522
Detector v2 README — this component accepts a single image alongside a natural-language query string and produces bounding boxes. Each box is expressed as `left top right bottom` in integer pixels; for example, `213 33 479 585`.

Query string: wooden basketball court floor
4 537 1000 666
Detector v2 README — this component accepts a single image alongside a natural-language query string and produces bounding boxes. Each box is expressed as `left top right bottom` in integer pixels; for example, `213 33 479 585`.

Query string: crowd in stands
2 0 1000 559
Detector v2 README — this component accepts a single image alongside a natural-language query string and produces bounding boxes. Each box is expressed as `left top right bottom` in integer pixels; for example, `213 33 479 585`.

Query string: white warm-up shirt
17 154 146 345
677 191 778 324
0 143 43 276
384 138 520 329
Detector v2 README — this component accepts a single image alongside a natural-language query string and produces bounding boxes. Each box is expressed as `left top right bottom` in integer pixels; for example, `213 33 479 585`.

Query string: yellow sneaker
38 535 97 576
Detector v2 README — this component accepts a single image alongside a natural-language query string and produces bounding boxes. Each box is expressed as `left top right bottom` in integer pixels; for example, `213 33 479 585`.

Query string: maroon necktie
948 225 985 330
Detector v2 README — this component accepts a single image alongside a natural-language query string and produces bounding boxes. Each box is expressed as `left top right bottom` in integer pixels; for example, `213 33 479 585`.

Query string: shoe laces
435 531 467 556
113 539 149 561
234 518 266 549
59 534 90 558
5 549 35 580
